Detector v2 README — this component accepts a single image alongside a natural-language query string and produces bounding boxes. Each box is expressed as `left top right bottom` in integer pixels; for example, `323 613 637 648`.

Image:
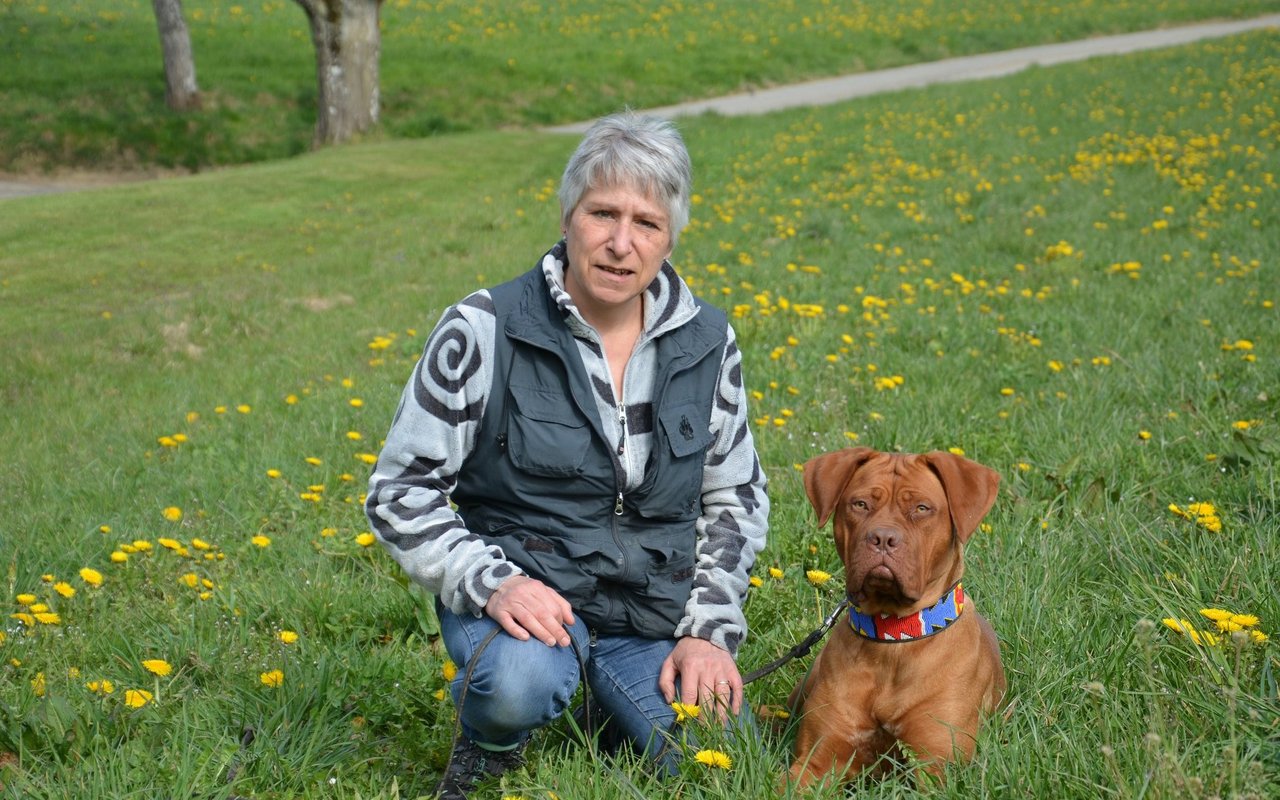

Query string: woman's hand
485 575 575 647
658 637 743 722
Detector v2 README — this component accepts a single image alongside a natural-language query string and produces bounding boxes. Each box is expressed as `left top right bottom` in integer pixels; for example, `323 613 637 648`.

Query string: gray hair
558 111 693 249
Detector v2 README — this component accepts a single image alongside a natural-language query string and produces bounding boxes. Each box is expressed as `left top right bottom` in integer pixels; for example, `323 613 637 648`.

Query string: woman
365 111 769 799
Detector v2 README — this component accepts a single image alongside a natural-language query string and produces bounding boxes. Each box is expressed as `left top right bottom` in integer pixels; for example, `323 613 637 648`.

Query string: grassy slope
4 0 1280 171
1 23 1278 800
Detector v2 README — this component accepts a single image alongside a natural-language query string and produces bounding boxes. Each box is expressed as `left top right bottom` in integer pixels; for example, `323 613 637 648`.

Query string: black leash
741 598 849 685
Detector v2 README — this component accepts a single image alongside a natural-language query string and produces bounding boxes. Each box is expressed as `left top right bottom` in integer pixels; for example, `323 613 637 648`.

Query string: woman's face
562 183 672 324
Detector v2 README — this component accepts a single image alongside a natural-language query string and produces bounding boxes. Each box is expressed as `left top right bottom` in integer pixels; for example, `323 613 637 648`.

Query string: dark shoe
435 735 526 800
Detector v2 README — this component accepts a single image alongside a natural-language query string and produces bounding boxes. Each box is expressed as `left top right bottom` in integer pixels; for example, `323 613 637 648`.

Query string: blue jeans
438 601 755 773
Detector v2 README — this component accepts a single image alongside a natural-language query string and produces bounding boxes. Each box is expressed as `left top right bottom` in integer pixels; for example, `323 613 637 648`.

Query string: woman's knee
452 636 581 734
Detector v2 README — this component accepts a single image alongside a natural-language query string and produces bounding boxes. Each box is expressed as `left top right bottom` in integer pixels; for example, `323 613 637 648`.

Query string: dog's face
803 448 999 615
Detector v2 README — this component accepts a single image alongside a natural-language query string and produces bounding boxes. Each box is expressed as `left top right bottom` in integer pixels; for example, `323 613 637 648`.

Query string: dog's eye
915 504 931 514
851 500 869 511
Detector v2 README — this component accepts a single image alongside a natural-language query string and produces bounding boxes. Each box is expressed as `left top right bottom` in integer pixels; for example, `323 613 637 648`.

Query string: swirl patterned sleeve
364 292 524 617
675 323 770 657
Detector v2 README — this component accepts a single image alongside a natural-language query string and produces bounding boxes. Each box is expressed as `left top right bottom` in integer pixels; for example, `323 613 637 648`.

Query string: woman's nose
607 220 633 255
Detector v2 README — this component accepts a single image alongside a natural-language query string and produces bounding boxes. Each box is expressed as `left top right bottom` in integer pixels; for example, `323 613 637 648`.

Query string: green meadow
2 4 1279 800
3 0 1280 171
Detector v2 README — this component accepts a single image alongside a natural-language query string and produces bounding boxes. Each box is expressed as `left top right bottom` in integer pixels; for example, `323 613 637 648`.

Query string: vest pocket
637 401 712 518
506 387 591 477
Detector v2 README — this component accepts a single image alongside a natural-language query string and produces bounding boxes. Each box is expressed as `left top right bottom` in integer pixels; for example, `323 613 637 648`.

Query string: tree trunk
294 0 383 146
152 0 201 111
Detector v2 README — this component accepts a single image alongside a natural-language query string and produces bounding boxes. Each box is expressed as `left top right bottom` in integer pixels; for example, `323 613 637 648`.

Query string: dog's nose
866 527 900 552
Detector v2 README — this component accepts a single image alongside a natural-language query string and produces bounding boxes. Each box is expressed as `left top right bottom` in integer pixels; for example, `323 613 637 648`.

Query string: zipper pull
615 493 624 516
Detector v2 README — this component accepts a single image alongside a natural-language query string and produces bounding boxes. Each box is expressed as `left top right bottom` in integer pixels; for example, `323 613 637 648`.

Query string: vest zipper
615 403 627 516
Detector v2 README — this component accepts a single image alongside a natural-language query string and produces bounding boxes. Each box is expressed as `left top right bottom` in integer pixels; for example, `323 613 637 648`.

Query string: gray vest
453 266 727 638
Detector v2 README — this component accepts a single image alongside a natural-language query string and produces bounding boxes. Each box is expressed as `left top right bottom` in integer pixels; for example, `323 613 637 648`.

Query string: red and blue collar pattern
848 582 965 642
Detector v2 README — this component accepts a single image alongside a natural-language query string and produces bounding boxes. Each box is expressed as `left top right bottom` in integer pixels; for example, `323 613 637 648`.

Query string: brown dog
787 448 1006 788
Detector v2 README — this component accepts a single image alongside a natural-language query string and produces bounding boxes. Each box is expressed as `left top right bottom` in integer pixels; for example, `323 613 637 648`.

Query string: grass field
3 7 1279 800
3 0 1280 172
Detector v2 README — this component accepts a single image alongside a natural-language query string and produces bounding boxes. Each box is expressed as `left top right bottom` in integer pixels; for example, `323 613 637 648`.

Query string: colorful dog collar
848 582 965 642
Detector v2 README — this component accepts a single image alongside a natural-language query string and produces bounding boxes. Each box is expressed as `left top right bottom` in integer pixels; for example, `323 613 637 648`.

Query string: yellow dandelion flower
320 527 337 537
806 569 833 586
355 532 376 547
79 568 103 588
1229 614 1259 628
768 567 784 580
260 669 284 688
11 612 34 627
34 612 61 625
158 538 183 551
1138 430 1152 441
749 575 763 588
124 688 153 708
349 398 364 408
356 453 378 464
142 659 172 677
346 431 363 441
1199 609 1232 622
1250 631 1269 643
15 594 36 606
53 582 75 599
266 469 283 479
191 538 212 551
948 447 965 456
305 457 323 466
672 702 701 723
252 535 271 548
162 506 183 522
87 679 115 695
278 630 299 644
694 749 732 769
442 660 458 682
99 524 112 534
32 672 46 697
179 573 200 589
236 404 252 414
110 551 128 563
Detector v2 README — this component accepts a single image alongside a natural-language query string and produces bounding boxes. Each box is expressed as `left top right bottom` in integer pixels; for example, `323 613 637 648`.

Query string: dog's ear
803 447 879 527
922 451 1000 542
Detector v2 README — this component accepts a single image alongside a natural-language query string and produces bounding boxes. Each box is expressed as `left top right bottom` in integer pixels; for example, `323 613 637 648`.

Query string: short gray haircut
558 111 693 249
